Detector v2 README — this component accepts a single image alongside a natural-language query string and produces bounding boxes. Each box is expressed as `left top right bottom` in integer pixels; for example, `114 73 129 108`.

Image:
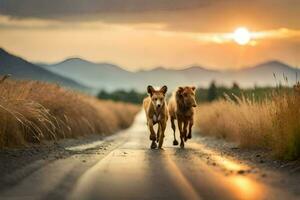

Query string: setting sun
233 27 251 45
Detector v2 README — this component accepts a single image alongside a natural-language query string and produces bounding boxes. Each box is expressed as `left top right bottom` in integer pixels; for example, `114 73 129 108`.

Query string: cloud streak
0 15 299 45
0 0 299 32
0 0 209 19
156 28 300 46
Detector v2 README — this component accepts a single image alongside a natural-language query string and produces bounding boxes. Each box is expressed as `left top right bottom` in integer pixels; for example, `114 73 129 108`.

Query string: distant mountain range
0 48 90 93
41 58 132 91
42 57 299 92
0 47 298 93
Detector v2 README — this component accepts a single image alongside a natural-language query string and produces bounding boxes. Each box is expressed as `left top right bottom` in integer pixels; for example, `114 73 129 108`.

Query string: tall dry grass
195 84 300 160
0 78 139 148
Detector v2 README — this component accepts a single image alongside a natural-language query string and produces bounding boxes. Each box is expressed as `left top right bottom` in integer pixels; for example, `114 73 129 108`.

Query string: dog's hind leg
171 117 178 146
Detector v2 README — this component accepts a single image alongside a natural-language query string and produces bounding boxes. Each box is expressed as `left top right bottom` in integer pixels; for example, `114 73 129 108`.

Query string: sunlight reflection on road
228 176 264 200
187 142 274 200
65 140 104 151
190 142 249 172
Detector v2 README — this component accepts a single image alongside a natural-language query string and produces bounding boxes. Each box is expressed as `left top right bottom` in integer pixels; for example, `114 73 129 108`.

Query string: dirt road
0 112 299 200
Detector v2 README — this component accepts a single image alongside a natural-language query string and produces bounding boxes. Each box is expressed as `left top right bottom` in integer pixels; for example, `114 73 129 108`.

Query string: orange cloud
252 28 300 40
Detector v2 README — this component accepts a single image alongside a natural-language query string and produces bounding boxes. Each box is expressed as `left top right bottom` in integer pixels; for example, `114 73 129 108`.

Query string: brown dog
168 86 197 148
143 85 168 149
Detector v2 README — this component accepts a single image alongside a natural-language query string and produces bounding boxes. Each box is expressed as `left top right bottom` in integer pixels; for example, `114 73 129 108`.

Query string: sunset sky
0 0 299 71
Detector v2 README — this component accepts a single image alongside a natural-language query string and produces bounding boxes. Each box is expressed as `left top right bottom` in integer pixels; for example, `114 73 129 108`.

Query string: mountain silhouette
0 48 89 92
43 57 298 91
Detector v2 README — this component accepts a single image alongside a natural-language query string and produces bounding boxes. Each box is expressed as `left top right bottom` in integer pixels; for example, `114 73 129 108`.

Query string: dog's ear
176 87 184 96
191 86 196 91
147 85 155 96
177 87 184 93
160 85 168 95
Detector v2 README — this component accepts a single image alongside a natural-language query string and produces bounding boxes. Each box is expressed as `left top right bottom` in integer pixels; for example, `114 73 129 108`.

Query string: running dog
168 86 197 148
143 85 168 149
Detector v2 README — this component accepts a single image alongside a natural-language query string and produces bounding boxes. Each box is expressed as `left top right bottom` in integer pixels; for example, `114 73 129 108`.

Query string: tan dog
143 85 168 149
168 86 197 148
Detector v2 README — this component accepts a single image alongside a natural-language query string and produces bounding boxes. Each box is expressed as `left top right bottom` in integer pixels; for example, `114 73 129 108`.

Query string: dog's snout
192 104 197 107
157 104 161 108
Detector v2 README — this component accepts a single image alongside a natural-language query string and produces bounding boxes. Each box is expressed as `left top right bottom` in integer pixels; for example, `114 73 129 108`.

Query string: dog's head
176 86 197 107
147 85 168 109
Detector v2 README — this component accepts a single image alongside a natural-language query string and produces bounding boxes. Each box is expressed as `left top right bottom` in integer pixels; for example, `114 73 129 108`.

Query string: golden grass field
0 78 139 148
195 83 300 160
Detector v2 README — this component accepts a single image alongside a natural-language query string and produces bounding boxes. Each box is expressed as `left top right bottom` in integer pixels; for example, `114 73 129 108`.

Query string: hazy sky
0 0 299 70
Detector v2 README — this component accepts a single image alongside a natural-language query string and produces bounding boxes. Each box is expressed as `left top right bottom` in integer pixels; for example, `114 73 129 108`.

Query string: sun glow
233 27 251 45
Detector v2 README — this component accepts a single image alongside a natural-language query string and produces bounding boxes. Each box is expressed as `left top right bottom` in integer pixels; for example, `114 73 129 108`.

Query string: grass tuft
195 83 300 160
0 78 139 148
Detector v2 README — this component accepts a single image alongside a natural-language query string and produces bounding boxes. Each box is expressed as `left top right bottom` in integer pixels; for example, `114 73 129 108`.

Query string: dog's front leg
156 125 160 142
148 119 157 149
158 121 166 149
187 118 193 139
177 119 184 148
183 120 188 141
171 117 178 146
148 119 156 141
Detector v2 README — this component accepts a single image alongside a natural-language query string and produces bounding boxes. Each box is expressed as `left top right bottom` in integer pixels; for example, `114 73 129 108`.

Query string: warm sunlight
233 27 251 45
0 1 300 200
